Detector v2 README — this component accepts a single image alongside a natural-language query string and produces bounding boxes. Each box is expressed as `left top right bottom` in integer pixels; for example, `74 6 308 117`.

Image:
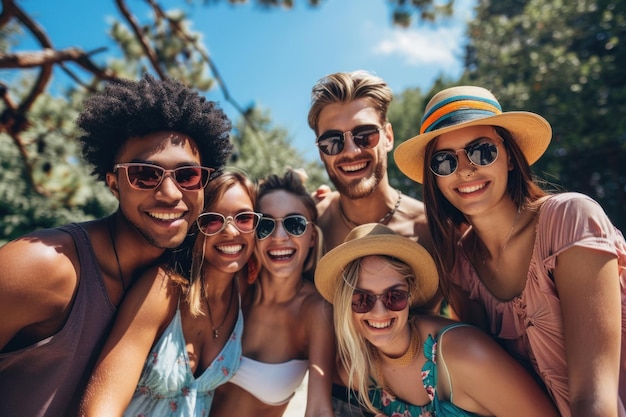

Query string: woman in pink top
395 85 626 417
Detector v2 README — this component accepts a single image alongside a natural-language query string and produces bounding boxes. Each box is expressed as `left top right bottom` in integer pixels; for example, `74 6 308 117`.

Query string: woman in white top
211 169 334 417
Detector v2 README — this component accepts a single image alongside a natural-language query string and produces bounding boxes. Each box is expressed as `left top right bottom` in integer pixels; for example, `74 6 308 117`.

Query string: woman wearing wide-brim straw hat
394 85 626 417
315 222 560 417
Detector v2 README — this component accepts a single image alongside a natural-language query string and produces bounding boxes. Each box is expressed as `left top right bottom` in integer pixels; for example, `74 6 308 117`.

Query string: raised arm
440 325 560 417
79 267 178 417
555 246 623 417
304 295 335 417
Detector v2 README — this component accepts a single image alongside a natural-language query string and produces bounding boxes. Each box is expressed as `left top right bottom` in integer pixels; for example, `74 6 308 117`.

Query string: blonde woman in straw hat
315 223 559 417
395 85 626 417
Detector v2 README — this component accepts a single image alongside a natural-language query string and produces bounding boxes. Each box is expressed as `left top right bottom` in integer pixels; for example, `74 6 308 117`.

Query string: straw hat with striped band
314 223 438 309
394 85 552 184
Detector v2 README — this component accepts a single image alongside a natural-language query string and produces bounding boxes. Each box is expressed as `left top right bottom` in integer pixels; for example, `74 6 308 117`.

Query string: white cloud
373 26 464 66
371 0 475 66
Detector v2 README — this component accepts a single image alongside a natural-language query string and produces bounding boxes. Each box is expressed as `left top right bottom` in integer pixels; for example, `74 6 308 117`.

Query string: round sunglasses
256 214 310 240
196 212 262 236
430 137 502 177
316 124 383 156
114 162 213 191
351 289 410 314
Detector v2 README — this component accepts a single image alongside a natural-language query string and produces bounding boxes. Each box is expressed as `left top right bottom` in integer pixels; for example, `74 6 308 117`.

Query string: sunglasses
430 137 502 177
114 163 213 191
256 215 310 240
351 289 410 314
316 124 384 156
197 211 262 236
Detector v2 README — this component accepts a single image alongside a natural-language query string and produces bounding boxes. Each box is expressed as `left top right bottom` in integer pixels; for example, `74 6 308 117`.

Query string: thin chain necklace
371 320 420 395
204 280 235 339
482 207 522 280
338 189 402 228
107 216 127 291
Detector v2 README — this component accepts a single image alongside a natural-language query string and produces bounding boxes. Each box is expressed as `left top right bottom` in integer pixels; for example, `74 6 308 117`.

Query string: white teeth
217 244 243 254
368 320 392 329
342 162 367 172
268 249 295 257
458 183 485 193
149 212 184 220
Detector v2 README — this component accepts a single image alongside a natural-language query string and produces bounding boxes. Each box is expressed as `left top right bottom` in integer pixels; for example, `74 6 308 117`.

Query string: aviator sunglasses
351 289 410 314
316 124 384 156
430 137 502 177
256 214 310 240
196 212 262 236
114 163 213 191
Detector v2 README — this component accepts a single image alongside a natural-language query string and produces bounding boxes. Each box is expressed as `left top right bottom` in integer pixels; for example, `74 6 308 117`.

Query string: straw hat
394 85 552 183
314 223 438 308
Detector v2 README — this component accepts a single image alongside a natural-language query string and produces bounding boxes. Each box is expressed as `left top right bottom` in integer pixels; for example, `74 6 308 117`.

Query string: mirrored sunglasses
114 163 213 191
351 289 410 314
316 124 383 156
256 214 310 240
430 137 501 177
196 211 262 236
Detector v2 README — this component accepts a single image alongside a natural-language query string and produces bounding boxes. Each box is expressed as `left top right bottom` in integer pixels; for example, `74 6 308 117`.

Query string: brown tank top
0 223 116 417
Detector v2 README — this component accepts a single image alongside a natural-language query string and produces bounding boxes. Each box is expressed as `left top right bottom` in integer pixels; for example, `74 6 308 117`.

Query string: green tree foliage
229 106 327 188
1 0 446 242
465 0 626 230
387 76 463 200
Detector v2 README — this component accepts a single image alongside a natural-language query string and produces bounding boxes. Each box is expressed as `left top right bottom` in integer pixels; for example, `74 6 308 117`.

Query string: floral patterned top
370 324 478 417
123 304 243 417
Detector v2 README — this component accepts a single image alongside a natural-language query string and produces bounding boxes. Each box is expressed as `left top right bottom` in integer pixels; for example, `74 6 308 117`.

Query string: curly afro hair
76 74 233 182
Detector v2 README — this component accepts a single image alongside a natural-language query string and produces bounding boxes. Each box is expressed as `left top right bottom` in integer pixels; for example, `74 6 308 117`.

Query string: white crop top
228 356 308 405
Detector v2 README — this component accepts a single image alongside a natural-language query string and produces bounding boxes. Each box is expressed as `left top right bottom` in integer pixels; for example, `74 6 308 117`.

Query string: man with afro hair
0 74 233 417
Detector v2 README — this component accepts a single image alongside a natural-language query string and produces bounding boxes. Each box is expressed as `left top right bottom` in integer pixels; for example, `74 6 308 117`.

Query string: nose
271 220 289 240
222 218 240 235
342 131 362 154
155 173 183 201
455 150 476 177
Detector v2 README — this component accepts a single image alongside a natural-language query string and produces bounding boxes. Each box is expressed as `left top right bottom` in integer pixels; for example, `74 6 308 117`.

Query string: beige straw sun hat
394 85 552 183
314 223 438 308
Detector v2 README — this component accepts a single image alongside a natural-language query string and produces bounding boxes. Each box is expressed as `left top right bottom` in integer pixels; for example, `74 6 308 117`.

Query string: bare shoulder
0 227 83 349
0 228 79 304
300 281 332 318
389 193 432 251
315 190 340 220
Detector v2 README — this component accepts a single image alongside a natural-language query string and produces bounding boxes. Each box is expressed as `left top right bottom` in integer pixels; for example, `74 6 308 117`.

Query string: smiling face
433 125 513 218
256 190 315 281
316 99 393 199
352 256 411 357
106 131 205 249
200 183 256 277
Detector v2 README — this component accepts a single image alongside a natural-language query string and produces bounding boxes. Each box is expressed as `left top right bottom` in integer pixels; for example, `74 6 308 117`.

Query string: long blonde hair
333 255 415 415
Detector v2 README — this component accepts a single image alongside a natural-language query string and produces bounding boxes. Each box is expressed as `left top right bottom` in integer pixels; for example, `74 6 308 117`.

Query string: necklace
371 320 420 394
204 280 235 339
338 189 402 228
484 207 522 280
107 216 127 291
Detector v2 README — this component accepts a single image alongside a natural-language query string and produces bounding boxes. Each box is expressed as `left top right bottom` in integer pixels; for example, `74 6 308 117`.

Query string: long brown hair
423 126 548 315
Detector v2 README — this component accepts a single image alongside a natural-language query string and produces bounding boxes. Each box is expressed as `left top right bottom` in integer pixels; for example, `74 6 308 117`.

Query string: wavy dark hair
423 126 548 316
76 74 233 181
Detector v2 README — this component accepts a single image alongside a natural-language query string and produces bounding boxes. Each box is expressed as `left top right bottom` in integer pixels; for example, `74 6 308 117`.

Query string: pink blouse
452 192 626 417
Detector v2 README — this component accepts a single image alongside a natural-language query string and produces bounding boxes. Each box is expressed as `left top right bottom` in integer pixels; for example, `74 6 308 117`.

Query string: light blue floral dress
123 304 243 417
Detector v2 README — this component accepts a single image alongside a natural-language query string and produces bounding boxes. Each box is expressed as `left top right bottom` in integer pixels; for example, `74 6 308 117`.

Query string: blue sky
18 0 475 161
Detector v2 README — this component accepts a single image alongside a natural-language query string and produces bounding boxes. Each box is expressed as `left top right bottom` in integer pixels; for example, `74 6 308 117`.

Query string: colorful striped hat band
420 95 503 135
393 85 552 184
